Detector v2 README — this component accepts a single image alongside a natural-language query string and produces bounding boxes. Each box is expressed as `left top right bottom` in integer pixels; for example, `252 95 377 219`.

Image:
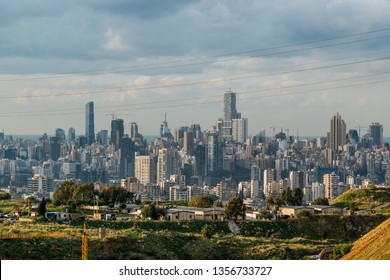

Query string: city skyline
1 1 390 137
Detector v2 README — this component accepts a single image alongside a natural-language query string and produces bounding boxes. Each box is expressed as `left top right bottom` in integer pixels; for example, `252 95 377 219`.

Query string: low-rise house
45 212 79 221
279 206 315 217
307 205 342 215
166 209 196 221
279 205 342 217
175 206 225 221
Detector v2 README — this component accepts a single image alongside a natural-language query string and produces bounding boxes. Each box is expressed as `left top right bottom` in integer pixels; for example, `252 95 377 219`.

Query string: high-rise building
119 135 135 178
194 144 206 177
67 127 75 144
327 112 346 151
183 131 194 155
49 136 60 161
111 119 124 151
369 122 383 147
135 155 156 184
55 128 65 142
323 172 339 200
207 131 222 174
159 114 172 138
157 148 179 184
223 89 237 121
97 130 108 145
263 169 280 196
85 101 95 145
289 171 305 189
27 174 54 196
130 122 139 140
232 118 248 144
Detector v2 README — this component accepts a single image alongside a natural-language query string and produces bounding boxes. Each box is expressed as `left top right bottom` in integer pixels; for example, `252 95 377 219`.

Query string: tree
291 188 304 206
266 196 275 210
213 200 223 207
296 210 312 218
141 202 158 220
0 192 11 200
188 195 214 208
201 224 214 239
280 188 303 206
99 186 134 205
225 196 245 221
257 209 273 220
53 180 77 205
38 197 48 216
72 183 95 204
311 197 329 206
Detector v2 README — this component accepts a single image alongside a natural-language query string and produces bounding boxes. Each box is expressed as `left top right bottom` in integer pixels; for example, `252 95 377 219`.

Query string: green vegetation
53 181 95 206
140 202 165 220
330 187 390 210
201 224 214 239
188 195 214 208
37 198 48 216
311 197 329 205
333 243 353 259
0 192 11 200
280 188 304 206
225 196 245 221
1 194 389 260
0 214 388 260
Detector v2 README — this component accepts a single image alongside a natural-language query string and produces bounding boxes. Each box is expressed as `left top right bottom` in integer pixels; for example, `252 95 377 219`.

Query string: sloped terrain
342 218 390 260
330 187 390 210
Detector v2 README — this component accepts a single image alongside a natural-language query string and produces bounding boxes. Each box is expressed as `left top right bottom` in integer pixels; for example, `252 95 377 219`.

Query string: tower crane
285 128 299 141
354 126 368 137
105 113 116 120
270 126 283 138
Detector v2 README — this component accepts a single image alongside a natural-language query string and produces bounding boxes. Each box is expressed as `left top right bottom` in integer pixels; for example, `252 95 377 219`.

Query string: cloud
102 29 131 52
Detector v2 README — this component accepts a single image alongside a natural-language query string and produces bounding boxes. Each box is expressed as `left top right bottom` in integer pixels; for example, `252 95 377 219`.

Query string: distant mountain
342 217 390 260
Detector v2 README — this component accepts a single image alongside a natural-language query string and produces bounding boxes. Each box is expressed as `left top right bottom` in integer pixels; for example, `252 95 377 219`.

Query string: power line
1 75 389 117
1 54 390 100
1 28 390 82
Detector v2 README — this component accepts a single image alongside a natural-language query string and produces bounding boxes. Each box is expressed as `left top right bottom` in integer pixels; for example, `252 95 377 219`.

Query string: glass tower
85 101 95 145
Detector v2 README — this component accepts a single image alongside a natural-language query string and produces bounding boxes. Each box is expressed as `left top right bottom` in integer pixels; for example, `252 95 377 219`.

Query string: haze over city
1 1 390 137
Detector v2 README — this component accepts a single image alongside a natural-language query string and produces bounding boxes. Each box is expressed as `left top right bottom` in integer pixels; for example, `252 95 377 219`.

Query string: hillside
330 187 390 211
342 217 390 260
0 215 387 260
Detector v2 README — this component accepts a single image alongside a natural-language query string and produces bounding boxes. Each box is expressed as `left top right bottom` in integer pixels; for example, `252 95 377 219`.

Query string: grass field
0 214 387 260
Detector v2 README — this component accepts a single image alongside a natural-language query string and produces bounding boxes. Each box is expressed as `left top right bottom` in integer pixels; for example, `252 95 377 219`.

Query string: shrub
333 243 353 259
201 224 214 239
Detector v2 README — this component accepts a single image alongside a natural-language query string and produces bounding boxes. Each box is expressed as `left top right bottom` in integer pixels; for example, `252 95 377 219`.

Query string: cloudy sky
1 0 390 138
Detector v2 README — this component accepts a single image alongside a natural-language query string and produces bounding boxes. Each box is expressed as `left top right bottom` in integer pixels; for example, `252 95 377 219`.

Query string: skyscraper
327 112 346 151
130 122 138 140
67 127 76 144
223 89 237 121
135 155 156 184
85 101 95 145
111 119 124 151
157 148 179 183
119 135 135 178
207 130 222 174
369 122 383 147
323 172 339 200
232 118 248 144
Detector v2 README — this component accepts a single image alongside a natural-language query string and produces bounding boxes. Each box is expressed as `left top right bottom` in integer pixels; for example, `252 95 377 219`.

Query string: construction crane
354 126 368 137
270 126 283 138
285 128 299 141
0 222 105 260
105 113 116 120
